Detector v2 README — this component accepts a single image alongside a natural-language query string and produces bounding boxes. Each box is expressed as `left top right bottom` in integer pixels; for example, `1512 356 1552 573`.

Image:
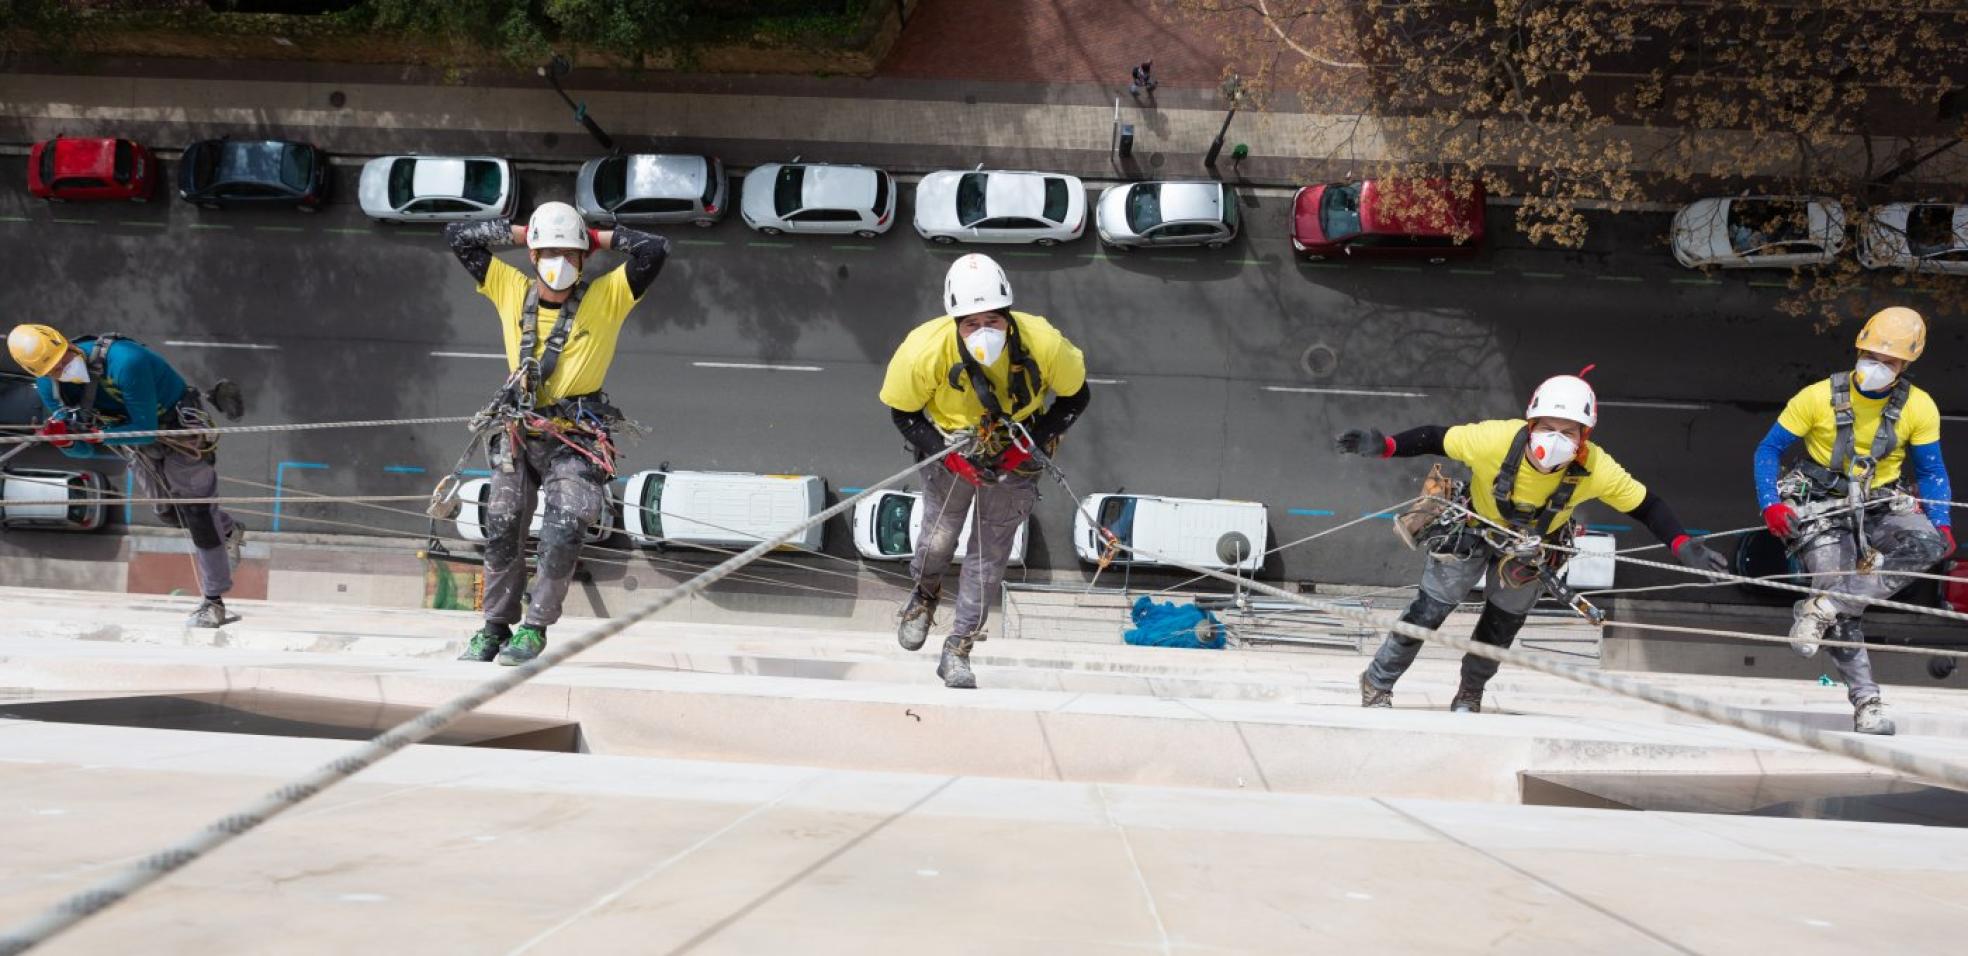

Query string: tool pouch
1395 463 1459 550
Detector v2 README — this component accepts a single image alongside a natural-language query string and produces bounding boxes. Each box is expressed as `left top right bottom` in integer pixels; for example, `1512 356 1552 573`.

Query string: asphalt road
3 154 1964 591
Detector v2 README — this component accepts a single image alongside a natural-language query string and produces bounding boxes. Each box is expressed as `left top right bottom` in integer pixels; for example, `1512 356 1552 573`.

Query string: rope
1608 619 1968 660
0 446 957 956
0 415 475 446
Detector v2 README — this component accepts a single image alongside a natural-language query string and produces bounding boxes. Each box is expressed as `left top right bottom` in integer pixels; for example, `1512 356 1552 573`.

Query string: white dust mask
964 326 1007 366
1854 358 1898 393
55 355 89 384
537 256 579 292
1527 429 1580 471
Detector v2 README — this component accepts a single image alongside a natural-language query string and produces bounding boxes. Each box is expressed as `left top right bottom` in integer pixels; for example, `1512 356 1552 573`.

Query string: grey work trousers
909 463 1039 637
1366 535 1543 692
481 432 607 628
1794 504 1948 705
127 444 236 599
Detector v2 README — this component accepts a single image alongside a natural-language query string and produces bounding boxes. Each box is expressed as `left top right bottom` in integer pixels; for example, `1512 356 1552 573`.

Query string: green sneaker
496 625 547 666
458 627 508 662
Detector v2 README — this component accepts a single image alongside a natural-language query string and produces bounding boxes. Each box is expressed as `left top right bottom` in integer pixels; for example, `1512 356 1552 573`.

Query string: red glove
944 454 985 486
588 227 605 251
36 418 74 449
996 445 1032 475
1762 503 1797 538
1941 525 1956 558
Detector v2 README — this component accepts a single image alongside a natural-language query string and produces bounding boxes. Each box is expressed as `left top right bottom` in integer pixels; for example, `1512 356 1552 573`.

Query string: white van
1072 493 1268 572
850 489 1028 565
453 477 617 546
622 470 826 551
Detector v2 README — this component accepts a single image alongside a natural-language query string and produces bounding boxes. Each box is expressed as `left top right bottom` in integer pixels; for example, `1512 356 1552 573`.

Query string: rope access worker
8 325 245 627
444 202 669 666
1336 373 1727 713
882 254 1091 688
1754 306 1952 736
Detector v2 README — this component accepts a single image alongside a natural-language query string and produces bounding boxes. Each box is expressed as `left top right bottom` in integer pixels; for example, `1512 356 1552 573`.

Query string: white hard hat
1526 375 1597 429
527 201 590 251
944 253 1013 317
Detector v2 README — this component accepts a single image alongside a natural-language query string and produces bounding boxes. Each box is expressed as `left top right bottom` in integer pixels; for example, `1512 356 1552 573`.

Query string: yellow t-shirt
878 311 1087 432
1443 419 1649 533
1776 377 1940 486
478 257 640 403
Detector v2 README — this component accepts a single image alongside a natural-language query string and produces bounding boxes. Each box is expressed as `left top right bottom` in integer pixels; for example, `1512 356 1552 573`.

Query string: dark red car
27 136 156 202
1291 178 1485 262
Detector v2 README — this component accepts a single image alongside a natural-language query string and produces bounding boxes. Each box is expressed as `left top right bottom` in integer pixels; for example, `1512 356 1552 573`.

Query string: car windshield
1320 183 1363 240
638 475 666 538
773 166 805 217
463 161 502 205
1043 178 1070 222
1098 497 1137 547
874 496 913 556
957 173 989 226
387 158 415 207
37 142 55 183
218 142 280 186
1727 200 1813 254
279 145 312 191
593 156 628 209
1906 205 1962 257
113 141 135 183
1125 184 1163 233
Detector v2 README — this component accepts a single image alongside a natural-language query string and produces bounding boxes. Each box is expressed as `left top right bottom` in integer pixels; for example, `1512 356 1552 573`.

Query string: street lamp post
538 54 616 151
1205 72 1244 168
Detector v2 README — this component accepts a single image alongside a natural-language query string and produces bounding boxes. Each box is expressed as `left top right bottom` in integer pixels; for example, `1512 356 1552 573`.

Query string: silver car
1858 202 1968 275
740 162 895 238
357 155 517 223
1095 180 1239 250
576 153 727 228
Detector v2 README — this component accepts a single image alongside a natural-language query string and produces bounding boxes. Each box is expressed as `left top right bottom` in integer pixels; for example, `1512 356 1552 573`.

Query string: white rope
0 415 475 446
1609 619 1968 660
0 446 956 956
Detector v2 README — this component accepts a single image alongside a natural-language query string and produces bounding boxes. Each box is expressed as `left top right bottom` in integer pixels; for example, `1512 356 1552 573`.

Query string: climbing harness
1777 372 1914 571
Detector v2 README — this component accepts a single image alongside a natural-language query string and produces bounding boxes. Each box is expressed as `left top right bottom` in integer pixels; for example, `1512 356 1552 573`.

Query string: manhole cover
623 575 639 592
1300 343 1338 379
328 90 346 108
543 132 560 148
1148 152 1165 168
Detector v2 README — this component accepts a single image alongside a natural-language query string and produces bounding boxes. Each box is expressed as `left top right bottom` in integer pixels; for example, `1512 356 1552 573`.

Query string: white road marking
429 351 507 359
1942 415 1968 423
163 340 278 351
1598 400 1712 411
692 361 824 372
1262 385 1427 399
1085 377 1128 386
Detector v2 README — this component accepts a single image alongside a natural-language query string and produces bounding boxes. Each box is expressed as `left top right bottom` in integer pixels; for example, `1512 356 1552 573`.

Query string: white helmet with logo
944 253 1013 317
1526 374 1597 429
527 201 590 251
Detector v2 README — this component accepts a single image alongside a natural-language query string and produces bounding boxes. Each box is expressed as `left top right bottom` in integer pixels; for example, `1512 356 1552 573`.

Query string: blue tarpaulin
1123 596 1226 649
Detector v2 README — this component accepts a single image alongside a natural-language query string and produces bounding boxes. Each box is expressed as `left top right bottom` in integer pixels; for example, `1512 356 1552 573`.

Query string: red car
1291 178 1485 262
27 136 156 202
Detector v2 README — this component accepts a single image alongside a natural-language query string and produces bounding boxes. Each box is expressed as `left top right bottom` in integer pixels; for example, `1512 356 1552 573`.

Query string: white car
913 169 1085 245
1072 493 1267 572
740 162 895 237
1670 196 1845 269
622 470 826 551
1095 180 1239 250
1859 202 1968 274
453 478 616 546
575 153 727 228
851 489 1028 565
358 155 517 223
0 468 108 532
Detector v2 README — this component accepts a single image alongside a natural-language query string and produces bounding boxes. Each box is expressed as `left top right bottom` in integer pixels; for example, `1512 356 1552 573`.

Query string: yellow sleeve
480 256 523 300
1046 335 1088 397
587 266 636 330
1775 383 1822 438
1906 389 1943 447
1584 447 1649 512
879 330 936 412
1442 420 1515 469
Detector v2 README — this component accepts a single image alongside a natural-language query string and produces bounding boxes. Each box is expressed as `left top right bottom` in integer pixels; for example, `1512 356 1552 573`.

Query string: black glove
1334 428 1387 457
1673 537 1729 574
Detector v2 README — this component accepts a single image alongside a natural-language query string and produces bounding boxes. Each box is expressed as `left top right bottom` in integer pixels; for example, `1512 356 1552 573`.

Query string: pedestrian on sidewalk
444 202 670 666
882 254 1092 688
1128 61 1157 97
1753 307 1952 735
8 325 245 627
1335 373 1725 714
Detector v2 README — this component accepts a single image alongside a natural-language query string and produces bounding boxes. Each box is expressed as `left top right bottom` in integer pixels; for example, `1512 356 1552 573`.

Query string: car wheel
1428 257 1446 264
199 202 221 211
297 204 318 214
1035 238 1059 247
45 196 65 204
1301 254 1327 261
1205 240 1227 250
693 219 716 228
1109 243 1135 252
931 235 957 245
853 229 879 239
128 195 149 204
760 226 783 236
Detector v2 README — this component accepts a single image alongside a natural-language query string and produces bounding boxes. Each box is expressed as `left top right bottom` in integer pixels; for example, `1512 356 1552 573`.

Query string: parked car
178 138 328 211
358 155 516 223
576 153 727 228
27 136 155 202
1290 178 1485 261
1858 202 1968 275
0 468 108 532
1671 196 1845 269
1095 180 1239 250
740 162 895 237
453 478 616 546
851 489 1028 565
1072 493 1267 571
622 470 826 551
913 168 1086 245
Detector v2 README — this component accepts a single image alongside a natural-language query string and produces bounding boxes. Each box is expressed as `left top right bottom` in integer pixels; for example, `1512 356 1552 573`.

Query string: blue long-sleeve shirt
1754 422 1952 527
33 338 189 460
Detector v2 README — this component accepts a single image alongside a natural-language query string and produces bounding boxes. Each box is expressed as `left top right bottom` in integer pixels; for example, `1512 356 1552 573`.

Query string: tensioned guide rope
0 416 475 446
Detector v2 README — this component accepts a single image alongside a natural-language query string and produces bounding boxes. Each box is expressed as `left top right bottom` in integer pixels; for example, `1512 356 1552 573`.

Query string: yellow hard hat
6 324 71 378
1855 306 1925 362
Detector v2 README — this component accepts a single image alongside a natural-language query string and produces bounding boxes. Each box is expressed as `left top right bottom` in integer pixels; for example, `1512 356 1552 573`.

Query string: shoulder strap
943 316 1044 425
76 335 124 415
1827 372 1856 475
1495 425 1588 535
516 281 587 401
1869 379 1912 463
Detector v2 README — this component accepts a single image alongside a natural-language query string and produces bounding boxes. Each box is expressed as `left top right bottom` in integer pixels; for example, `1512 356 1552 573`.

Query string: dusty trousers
1366 533 1542 693
1794 504 1948 705
480 431 607 628
127 443 236 598
909 462 1039 637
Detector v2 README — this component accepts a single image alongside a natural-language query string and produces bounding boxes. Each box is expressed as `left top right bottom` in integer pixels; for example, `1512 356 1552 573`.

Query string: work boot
187 598 232 628
1450 683 1484 714
897 587 939 652
936 633 977 689
224 524 246 572
458 625 510 662
1359 671 1392 708
1789 595 1838 658
1853 697 1896 736
496 625 547 666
